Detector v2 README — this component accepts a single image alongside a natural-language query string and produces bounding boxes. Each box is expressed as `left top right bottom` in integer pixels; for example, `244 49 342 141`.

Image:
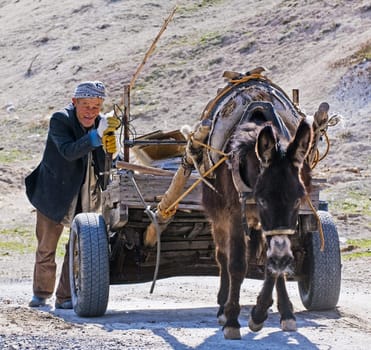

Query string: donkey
202 108 312 339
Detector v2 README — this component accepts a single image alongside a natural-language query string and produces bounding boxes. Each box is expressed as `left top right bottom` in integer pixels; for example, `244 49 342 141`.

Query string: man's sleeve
49 112 101 161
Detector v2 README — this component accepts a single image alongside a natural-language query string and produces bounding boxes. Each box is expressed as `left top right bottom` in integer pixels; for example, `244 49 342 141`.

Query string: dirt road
0 0 370 349
1 257 370 349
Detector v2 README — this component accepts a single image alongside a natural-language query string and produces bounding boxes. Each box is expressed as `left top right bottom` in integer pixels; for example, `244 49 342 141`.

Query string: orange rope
318 131 330 162
189 136 229 157
310 130 330 169
163 155 229 215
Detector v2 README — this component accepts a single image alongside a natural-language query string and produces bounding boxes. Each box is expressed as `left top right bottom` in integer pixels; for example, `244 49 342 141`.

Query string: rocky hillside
0 0 370 237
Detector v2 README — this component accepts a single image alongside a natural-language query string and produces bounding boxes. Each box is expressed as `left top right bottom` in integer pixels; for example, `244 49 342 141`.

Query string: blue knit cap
73 81 106 99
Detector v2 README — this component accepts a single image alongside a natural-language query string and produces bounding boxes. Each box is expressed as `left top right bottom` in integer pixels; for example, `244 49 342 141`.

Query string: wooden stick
119 6 177 161
122 85 131 162
129 5 177 90
119 5 177 105
116 160 175 176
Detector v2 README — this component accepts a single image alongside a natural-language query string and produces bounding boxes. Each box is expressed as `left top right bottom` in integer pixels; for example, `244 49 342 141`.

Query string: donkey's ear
287 119 313 168
256 124 277 168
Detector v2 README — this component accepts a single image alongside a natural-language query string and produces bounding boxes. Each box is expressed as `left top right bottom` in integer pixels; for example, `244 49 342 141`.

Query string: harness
197 69 303 238
145 68 335 251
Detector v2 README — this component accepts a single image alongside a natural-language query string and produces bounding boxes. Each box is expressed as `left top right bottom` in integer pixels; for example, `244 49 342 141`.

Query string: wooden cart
68 128 341 318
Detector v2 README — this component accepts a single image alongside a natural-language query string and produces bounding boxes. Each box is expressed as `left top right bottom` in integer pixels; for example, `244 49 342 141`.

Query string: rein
158 136 230 218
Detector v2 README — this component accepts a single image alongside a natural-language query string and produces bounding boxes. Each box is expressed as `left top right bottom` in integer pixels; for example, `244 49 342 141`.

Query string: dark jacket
25 103 106 223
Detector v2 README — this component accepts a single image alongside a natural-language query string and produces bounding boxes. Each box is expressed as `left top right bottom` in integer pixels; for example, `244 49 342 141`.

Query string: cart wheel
298 210 341 310
69 213 110 317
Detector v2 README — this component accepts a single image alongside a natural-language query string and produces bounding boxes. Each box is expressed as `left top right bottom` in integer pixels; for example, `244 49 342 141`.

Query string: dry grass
331 40 371 67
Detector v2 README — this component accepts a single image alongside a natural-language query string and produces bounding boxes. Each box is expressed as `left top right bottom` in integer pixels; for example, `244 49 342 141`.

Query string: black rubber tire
298 210 341 310
69 213 110 317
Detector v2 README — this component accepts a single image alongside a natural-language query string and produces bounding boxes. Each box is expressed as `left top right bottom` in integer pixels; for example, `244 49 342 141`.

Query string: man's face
72 97 104 128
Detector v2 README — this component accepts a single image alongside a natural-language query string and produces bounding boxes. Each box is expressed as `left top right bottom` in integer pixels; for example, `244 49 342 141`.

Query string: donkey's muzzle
266 235 294 275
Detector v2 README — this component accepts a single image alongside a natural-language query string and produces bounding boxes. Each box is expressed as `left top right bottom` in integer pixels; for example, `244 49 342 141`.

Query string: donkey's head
254 119 312 274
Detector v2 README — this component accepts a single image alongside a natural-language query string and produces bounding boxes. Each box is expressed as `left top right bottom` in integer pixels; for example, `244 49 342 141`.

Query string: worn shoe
29 295 46 307
55 299 73 310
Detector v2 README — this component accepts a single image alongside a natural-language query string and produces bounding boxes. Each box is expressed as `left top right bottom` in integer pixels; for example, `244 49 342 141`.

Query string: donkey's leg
216 246 229 325
222 218 247 340
249 274 275 332
276 274 296 331
211 222 230 325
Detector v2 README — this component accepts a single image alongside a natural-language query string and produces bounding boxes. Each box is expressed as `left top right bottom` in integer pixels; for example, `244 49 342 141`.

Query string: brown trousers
33 210 71 303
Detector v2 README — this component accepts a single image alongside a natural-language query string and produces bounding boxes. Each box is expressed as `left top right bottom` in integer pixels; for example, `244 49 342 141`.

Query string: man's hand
97 116 121 137
102 131 117 154
106 115 121 131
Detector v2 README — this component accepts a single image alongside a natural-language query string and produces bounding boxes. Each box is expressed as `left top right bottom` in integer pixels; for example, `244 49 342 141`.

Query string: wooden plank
118 171 324 214
116 160 175 176
119 172 202 208
160 240 214 252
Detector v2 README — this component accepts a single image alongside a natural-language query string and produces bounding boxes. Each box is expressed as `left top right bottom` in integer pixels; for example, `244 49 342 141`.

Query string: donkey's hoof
143 224 157 247
281 319 297 331
223 326 241 340
248 317 264 332
218 314 227 326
